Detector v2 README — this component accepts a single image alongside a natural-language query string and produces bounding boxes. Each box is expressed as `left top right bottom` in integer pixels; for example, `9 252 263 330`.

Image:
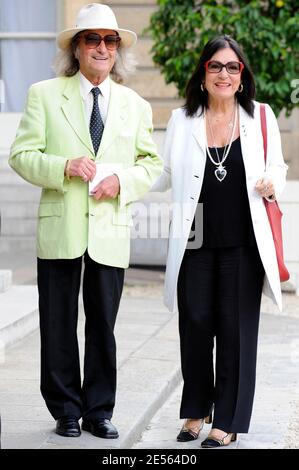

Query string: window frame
0 0 62 113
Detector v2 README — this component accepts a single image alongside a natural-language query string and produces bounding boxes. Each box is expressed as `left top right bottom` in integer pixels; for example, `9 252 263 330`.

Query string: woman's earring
201 83 205 92
238 83 244 93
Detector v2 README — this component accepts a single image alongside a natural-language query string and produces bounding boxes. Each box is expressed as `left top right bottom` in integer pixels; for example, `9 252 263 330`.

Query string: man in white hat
9 3 163 439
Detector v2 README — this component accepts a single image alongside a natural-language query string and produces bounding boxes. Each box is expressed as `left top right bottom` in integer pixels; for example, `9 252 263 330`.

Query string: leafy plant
148 0 299 116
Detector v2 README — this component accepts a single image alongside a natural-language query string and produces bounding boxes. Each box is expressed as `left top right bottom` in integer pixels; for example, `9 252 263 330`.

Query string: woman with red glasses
152 35 287 447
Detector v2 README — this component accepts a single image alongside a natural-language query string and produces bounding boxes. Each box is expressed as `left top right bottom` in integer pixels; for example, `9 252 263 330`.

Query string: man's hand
91 174 120 200
65 157 96 182
255 177 275 200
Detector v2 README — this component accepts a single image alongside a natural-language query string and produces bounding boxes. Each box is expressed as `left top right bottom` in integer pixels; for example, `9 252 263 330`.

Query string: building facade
0 0 298 272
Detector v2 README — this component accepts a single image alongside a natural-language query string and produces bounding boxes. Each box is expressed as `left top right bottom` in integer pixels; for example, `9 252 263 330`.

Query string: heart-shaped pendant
215 166 227 182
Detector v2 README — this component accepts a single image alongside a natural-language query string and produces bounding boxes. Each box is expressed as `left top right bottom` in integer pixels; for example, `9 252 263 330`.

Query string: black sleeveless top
191 137 256 248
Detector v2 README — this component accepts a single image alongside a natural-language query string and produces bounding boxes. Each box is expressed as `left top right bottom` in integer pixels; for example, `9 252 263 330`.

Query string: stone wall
62 0 299 177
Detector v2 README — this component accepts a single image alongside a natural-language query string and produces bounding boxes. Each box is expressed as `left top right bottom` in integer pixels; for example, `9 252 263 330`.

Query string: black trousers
177 245 264 433
37 251 124 421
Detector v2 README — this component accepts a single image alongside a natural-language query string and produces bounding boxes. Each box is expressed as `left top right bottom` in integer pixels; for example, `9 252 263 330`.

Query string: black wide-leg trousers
177 245 264 433
37 251 124 421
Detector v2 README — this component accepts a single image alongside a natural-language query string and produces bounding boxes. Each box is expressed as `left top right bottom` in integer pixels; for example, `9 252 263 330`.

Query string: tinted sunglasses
205 60 244 74
81 32 121 50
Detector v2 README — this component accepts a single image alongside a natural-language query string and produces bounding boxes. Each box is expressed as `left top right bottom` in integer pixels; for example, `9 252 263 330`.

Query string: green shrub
148 0 299 116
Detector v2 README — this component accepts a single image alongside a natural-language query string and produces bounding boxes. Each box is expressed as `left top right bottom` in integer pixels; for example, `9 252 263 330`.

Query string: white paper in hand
89 163 122 196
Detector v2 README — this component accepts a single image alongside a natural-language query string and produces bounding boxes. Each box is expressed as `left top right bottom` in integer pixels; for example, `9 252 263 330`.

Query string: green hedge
148 0 299 116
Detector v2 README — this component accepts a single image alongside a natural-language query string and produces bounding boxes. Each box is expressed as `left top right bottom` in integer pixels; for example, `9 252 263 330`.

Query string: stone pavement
133 310 299 450
0 284 181 449
0 248 299 449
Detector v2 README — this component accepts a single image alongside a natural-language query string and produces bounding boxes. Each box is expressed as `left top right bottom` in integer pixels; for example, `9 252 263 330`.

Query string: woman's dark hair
183 35 255 117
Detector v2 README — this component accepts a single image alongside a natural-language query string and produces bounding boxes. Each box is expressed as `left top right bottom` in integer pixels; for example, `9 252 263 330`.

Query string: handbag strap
260 103 267 165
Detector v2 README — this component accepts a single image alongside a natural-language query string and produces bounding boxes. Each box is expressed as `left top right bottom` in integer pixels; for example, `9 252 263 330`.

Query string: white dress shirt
79 71 110 126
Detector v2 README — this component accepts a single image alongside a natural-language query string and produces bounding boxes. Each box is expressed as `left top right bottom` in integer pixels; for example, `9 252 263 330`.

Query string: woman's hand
65 157 96 183
255 177 275 200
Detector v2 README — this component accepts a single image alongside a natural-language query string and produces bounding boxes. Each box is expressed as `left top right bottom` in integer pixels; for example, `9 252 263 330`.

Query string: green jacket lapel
61 73 94 155
98 79 127 157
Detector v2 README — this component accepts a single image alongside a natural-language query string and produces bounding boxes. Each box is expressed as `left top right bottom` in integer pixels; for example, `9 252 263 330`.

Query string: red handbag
260 104 290 282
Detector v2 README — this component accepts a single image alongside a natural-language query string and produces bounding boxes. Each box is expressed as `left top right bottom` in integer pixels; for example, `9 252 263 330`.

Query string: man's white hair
53 33 137 83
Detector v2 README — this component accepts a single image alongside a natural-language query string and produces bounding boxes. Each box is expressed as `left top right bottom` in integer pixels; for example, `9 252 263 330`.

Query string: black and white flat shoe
201 432 237 448
177 415 212 442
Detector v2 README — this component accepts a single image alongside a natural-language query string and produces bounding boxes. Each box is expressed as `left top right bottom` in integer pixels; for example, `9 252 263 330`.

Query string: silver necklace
205 104 237 182
208 106 235 162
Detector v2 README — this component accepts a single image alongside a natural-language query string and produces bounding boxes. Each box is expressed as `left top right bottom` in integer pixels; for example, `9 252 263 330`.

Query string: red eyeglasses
205 60 244 74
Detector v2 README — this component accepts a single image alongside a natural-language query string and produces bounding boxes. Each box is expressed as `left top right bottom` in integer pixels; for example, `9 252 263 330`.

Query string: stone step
0 113 21 151
0 270 12 293
0 185 40 203
0 202 39 219
0 152 10 171
0 236 35 254
125 69 178 100
0 285 38 348
0 294 181 450
0 218 37 237
0 160 9 171
130 237 168 266
0 96 177 135
0 169 31 185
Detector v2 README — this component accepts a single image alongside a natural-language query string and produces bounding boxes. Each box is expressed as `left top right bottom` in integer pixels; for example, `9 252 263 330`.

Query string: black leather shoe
56 416 81 437
82 418 119 439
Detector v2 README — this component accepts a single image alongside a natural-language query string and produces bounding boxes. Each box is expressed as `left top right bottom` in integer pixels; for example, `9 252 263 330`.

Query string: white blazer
153 101 288 312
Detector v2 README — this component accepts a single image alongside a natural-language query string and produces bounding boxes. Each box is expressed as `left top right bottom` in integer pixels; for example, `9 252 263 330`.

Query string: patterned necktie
90 87 104 155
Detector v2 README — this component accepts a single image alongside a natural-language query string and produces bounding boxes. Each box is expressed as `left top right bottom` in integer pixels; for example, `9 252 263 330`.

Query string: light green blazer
9 73 163 268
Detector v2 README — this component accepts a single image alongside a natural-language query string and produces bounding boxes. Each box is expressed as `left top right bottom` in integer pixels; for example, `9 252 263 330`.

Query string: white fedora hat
57 3 137 50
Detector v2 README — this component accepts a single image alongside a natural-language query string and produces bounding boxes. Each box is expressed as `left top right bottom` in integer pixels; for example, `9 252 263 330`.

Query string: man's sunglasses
81 33 121 50
205 60 244 74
